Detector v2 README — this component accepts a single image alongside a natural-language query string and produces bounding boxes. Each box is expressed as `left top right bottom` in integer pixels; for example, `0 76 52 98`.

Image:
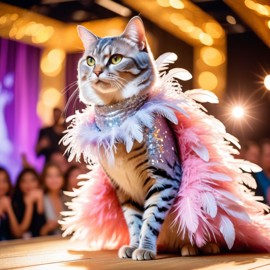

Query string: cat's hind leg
181 244 199 256
201 243 220 255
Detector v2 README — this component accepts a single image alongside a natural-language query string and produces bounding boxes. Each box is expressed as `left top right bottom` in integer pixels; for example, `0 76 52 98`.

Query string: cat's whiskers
64 79 92 116
61 81 78 95
106 74 127 89
64 86 80 117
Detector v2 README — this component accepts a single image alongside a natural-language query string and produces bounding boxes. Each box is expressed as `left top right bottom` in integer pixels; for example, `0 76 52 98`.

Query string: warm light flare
232 106 245 119
264 74 270 90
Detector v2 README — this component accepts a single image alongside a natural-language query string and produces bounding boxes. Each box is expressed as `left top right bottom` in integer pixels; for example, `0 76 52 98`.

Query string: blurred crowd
0 108 88 241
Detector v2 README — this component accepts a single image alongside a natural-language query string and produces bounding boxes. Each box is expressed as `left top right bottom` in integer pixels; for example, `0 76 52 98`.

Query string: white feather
232 159 262 173
165 68 192 81
201 192 217 218
208 173 232 182
155 52 178 72
125 136 134 153
130 122 143 143
240 173 257 189
137 111 154 128
219 202 250 222
216 190 240 203
191 144 209 162
219 215 235 249
185 89 219 104
224 133 241 149
155 106 178 124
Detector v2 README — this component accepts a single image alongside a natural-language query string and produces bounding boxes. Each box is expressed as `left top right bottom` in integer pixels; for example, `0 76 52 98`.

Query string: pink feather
60 166 129 249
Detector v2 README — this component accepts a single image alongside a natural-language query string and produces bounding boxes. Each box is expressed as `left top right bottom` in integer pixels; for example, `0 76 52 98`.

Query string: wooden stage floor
0 236 270 270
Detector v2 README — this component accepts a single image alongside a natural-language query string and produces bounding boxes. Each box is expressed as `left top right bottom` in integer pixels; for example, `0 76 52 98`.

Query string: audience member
241 140 260 165
64 165 83 191
253 139 270 205
0 167 21 240
49 151 69 174
36 108 66 163
40 163 66 236
13 168 45 238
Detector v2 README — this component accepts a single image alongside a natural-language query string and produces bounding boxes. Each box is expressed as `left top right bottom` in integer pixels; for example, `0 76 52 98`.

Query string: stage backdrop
65 52 83 117
0 37 42 181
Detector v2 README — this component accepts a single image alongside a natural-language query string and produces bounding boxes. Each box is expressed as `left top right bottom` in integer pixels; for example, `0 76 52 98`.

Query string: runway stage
0 236 269 270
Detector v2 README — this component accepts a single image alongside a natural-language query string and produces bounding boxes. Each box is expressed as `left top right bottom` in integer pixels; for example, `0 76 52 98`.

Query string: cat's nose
94 69 103 77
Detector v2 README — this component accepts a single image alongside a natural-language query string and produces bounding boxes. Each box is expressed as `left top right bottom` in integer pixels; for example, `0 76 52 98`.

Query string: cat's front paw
132 248 156 260
181 244 199 256
118 245 137 259
201 243 220 255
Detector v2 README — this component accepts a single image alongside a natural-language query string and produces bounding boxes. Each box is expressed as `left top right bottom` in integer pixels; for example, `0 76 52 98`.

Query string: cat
74 16 220 260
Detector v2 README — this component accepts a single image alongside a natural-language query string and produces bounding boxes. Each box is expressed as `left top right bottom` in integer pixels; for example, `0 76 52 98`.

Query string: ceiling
2 0 250 34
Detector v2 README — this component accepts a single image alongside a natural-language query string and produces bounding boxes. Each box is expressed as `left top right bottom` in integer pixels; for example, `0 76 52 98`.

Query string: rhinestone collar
94 94 148 131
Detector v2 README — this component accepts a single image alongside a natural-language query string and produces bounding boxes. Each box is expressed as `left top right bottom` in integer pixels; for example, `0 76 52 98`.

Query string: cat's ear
121 16 146 50
77 25 98 50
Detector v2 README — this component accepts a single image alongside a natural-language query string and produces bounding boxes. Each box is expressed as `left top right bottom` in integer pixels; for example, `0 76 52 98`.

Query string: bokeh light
198 71 218 91
41 87 62 107
204 22 224 39
32 26 54 43
199 32 213 46
41 49 65 76
226 15 236 25
169 0 184 9
200 47 225 67
157 0 170 7
178 19 194 33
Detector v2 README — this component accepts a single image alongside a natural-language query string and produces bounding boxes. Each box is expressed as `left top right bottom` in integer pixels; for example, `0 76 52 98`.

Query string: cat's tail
60 165 129 249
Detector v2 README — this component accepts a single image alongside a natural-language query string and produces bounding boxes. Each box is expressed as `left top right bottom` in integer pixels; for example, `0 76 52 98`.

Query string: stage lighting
264 74 270 90
232 106 245 119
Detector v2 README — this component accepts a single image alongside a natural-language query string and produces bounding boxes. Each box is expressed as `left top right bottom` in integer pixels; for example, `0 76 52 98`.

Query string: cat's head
77 16 157 106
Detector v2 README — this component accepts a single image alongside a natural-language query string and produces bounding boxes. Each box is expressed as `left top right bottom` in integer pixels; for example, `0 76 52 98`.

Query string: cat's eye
86 56 95 66
110 54 123 65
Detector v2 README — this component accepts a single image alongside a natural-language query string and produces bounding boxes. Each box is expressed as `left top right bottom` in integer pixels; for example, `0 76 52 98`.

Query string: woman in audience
40 163 66 236
0 167 21 240
13 168 45 238
64 165 82 192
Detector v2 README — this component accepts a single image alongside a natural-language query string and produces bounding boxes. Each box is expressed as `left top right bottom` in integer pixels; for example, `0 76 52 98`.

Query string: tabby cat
76 16 219 260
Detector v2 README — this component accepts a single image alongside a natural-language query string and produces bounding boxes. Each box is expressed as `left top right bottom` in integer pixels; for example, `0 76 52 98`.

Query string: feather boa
60 52 270 252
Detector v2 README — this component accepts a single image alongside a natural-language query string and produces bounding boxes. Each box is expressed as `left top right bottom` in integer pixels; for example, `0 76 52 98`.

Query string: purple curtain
65 52 84 117
0 37 42 181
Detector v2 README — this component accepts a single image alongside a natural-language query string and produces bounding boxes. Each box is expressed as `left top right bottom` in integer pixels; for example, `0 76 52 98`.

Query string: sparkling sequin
95 94 148 131
145 116 177 166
